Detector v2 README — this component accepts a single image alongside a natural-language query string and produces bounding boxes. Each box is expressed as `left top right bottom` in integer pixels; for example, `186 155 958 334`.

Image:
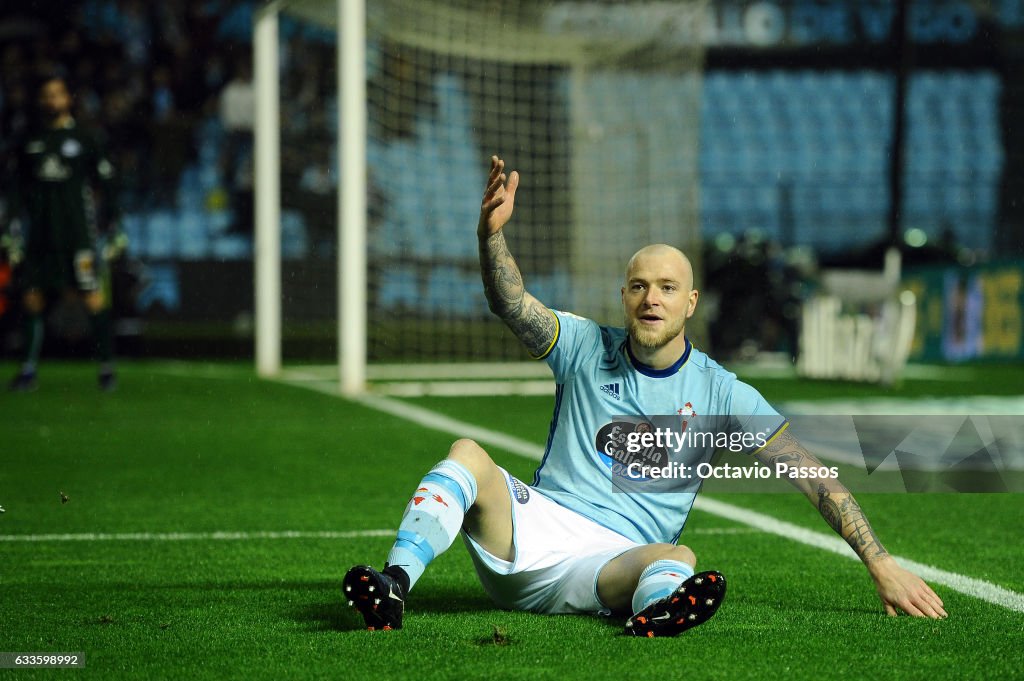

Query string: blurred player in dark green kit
1 76 126 391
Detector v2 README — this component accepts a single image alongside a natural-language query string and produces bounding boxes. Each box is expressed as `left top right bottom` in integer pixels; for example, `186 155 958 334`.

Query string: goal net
257 0 708 392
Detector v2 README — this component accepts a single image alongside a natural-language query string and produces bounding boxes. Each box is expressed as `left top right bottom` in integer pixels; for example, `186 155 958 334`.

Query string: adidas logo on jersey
600 382 621 400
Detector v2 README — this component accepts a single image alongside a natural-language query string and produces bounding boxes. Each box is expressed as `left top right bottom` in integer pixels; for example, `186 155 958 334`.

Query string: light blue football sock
385 459 478 591
631 559 695 615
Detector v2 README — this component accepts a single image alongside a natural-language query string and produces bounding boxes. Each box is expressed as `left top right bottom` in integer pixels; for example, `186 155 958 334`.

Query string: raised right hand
478 155 520 238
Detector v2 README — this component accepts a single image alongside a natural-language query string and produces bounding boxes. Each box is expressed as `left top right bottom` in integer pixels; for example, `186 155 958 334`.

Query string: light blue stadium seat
145 211 177 260
529 270 572 310
699 181 729 215
425 267 484 316
177 184 205 212
211 234 252 260
208 209 232 235
178 165 200 191
903 184 931 214
281 210 309 260
177 211 210 260
377 266 418 309
367 140 386 171
199 164 220 191
975 181 997 214
122 213 145 257
435 74 473 131
136 264 181 313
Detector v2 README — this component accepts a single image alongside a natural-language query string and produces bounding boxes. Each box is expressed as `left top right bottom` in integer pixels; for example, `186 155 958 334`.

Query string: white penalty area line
0 529 395 543
0 526 756 544
373 380 556 397
281 378 545 460
278 367 556 398
282 363 554 382
273 381 1024 615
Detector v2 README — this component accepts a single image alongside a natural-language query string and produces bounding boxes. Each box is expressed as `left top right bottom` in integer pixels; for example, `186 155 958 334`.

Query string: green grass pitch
1 361 1022 680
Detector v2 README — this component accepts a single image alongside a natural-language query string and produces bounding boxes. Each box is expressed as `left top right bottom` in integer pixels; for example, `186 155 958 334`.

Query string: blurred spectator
704 231 808 361
370 42 431 141
0 1 261 209
0 0 303 244
149 65 192 208
219 52 254 178
102 88 147 208
218 51 255 232
118 0 152 67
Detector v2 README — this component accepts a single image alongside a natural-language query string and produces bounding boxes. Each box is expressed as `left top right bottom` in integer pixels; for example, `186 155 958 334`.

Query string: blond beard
626 315 686 349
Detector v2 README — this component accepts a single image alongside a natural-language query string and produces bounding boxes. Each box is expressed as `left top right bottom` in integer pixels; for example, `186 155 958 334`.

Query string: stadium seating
700 70 1001 252
121 68 1001 310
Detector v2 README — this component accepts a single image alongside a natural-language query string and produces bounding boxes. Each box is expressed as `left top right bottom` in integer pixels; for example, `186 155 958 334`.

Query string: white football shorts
461 467 640 615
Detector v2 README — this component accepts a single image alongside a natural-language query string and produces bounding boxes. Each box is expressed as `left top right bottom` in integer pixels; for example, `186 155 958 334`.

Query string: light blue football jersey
532 309 787 545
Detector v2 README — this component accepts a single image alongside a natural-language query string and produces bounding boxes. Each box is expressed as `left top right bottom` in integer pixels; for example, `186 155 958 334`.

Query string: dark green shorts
22 249 104 293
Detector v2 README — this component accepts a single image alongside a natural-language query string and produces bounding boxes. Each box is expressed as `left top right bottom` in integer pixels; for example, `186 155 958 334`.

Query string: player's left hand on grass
869 556 947 619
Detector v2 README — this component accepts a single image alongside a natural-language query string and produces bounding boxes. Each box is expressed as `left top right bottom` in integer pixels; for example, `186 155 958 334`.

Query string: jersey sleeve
543 309 603 383
725 379 789 454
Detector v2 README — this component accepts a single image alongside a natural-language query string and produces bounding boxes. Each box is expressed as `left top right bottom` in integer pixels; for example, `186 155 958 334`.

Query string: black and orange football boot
343 565 405 630
625 570 726 638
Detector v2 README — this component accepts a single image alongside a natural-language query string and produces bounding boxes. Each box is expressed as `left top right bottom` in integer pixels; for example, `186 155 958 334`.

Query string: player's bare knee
671 544 696 565
664 544 697 567
448 437 481 455
447 438 493 475
447 438 506 508
24 290 45 313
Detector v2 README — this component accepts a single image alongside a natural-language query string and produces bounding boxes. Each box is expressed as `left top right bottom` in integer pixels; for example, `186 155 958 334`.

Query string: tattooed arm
756 429 947 619
761 430 890 563
477 156 557 358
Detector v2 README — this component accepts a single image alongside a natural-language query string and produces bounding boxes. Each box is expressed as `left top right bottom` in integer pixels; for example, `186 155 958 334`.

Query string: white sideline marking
373 380 556 397
0 529 394 543
270 386 1024 615
283 387 546 461
280 363 552 382
690 527 760 535
146 362 252 380
781 395 1024 416
357 393 547 460
278 367 556 397
0 526 753 543
369 362 553 381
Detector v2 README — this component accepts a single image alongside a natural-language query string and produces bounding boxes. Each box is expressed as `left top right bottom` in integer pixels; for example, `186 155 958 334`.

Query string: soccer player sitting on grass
344 156 947 636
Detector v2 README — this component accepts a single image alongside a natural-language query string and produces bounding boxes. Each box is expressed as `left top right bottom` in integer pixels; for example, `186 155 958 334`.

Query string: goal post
255 0 708 394
336 0 368 395
254 2 281 379
254 0 367 392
